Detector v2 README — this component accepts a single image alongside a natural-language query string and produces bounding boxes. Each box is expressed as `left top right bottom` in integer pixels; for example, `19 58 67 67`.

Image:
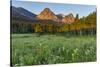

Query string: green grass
11 33 96 66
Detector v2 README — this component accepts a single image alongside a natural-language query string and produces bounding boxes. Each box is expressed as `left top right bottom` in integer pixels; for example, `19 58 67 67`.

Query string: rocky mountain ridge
11 6 76 23
37 8 75 23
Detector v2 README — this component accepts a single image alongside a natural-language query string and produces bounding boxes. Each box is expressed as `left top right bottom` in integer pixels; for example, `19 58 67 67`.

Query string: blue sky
11 1 96 18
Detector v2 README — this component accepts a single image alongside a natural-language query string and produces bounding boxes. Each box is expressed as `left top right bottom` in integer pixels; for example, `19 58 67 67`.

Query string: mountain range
11 6 75 23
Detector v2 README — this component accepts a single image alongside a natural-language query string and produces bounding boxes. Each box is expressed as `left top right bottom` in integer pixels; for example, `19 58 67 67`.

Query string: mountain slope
11 6 37 21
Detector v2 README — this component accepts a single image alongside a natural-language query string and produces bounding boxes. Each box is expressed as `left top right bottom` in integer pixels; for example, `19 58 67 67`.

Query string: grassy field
11 33 96 66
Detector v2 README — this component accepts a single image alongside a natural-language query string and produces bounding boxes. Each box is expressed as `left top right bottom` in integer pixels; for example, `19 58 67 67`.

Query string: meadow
11 33 96 66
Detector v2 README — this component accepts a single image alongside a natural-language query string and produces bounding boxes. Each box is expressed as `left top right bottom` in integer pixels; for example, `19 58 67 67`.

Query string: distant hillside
11 6 37 21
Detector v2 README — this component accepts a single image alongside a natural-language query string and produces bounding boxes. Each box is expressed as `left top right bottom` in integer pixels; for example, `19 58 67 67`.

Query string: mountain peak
62 13 75 23
65 13 74 17
43 8 51 11
37 8 58 21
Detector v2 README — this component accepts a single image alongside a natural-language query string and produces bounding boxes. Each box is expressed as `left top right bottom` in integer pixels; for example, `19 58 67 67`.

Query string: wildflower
74 48 78 54
39 43 42 46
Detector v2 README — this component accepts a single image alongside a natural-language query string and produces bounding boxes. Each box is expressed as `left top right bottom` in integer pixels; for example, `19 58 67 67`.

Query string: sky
11 0 96 18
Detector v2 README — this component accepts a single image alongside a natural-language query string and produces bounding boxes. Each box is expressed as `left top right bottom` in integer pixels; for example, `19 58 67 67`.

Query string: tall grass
11 34 96 66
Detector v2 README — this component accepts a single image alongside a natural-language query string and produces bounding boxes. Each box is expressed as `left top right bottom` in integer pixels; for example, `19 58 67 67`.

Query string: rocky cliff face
37 8 58 21
62 13 75 23
56 14 64 22
37 8 75 23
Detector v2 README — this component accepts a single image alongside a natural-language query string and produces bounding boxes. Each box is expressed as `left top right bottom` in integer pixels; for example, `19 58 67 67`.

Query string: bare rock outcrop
62 13 75 23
